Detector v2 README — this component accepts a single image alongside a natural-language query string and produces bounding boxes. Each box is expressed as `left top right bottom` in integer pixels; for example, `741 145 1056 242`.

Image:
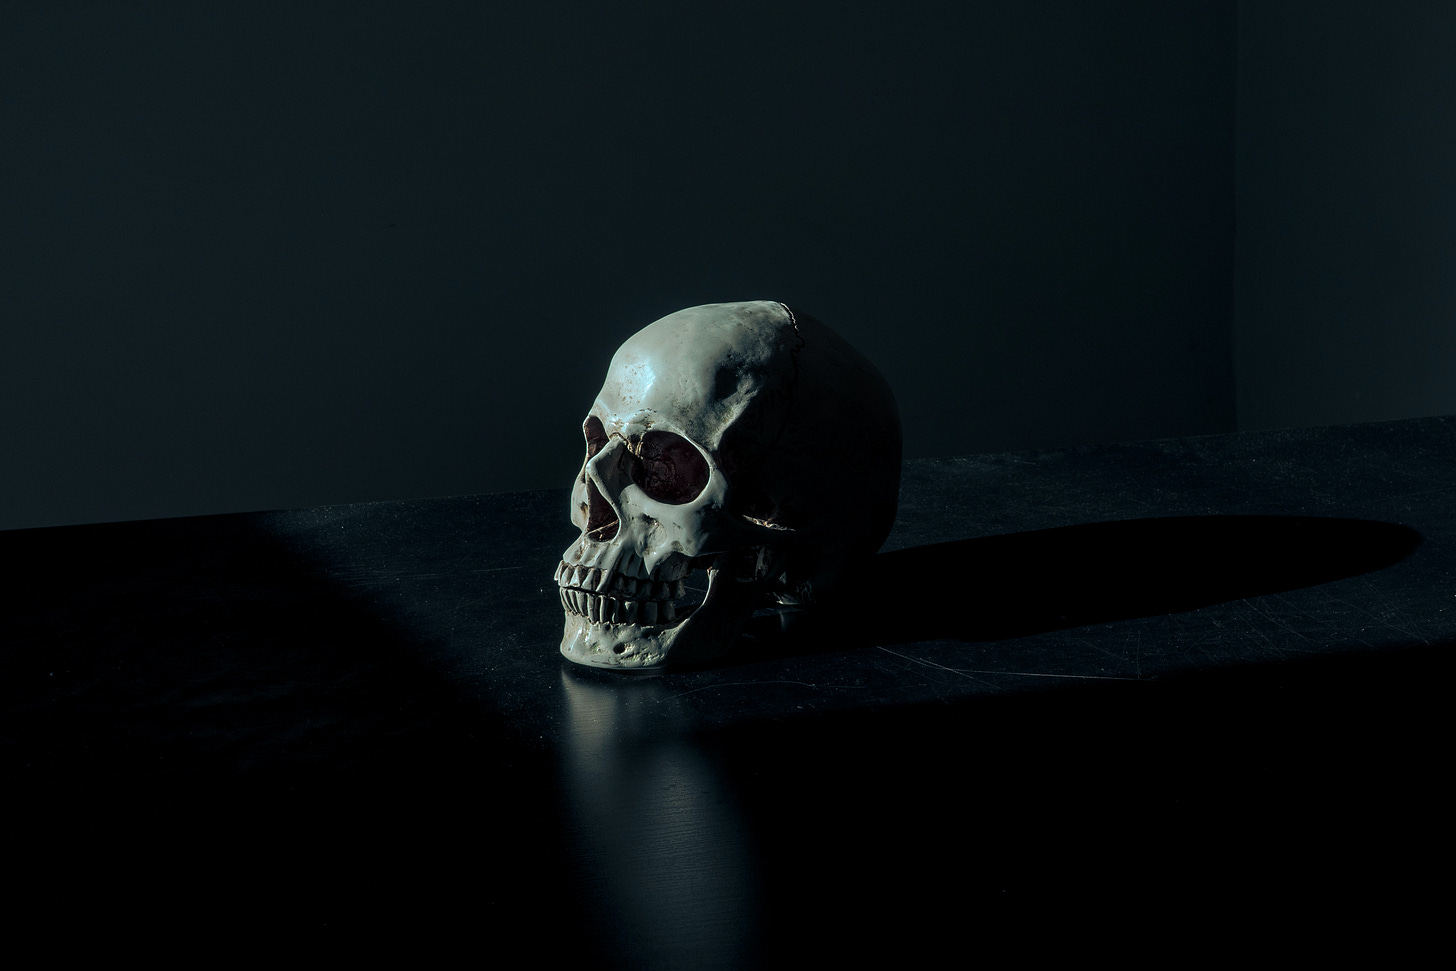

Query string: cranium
554 300 901 669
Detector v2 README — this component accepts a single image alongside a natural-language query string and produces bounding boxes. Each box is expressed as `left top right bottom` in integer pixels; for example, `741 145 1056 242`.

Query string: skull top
554 300 901 669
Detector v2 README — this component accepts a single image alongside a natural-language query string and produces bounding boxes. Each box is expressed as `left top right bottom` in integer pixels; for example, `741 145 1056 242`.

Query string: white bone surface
557 301 901 668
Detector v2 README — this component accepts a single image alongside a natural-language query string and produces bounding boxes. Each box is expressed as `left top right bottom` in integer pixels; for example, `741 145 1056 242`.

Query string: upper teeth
553 560 686 599
555 558 692 627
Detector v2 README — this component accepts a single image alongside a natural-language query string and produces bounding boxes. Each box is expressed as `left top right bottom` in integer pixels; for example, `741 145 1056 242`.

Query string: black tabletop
4 417 1450 961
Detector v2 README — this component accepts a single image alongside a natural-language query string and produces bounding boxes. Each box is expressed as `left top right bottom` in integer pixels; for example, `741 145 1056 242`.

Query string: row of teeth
560 544 677 581
554 560 686 600
560 589 685 627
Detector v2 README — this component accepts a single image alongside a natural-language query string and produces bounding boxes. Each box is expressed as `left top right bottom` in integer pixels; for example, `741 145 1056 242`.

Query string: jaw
559 562 762 669
560 613 675 668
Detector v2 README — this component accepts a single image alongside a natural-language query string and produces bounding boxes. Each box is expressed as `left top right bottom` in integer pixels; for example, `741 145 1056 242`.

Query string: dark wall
1 2 1236 530
1236 1 1456 431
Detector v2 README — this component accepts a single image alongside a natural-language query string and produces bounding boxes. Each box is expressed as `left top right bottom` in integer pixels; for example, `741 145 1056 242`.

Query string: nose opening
585 477 620 541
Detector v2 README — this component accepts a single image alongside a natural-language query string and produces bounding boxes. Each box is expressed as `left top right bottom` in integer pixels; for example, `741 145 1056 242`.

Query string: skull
554 300 901 669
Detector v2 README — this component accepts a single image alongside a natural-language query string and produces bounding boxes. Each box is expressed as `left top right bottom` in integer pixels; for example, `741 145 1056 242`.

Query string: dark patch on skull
713 365 738 402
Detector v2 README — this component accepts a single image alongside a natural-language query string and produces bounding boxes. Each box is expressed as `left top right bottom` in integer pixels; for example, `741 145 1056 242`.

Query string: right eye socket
583 416 608 459
581 417 710 506
629 430 710 505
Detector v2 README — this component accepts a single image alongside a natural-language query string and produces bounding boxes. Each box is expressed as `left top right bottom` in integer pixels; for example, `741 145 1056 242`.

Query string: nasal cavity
586 478 620 541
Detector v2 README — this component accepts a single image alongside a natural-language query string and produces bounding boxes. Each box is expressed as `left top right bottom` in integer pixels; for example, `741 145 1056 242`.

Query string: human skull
554 300 901 669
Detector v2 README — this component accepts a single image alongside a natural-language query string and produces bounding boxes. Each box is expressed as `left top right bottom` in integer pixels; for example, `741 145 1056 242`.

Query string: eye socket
630 431 710 505
583 416 608 459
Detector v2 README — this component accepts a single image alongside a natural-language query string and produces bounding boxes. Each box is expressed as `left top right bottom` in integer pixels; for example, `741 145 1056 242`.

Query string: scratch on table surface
1310 576 1432 646
1087 638 1131 664
875 646 1141 683
1269 591 1377 649
1325 587 1432 644
1374 584 1437 643
447 593 498 614
1236 606 1293 658
1241 597 1312 642
1170 621 1226 664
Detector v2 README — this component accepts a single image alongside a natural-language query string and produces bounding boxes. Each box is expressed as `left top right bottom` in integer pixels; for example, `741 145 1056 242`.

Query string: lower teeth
562 567 706 627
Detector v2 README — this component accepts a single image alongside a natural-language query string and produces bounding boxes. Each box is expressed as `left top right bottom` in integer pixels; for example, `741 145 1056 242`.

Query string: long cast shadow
739 515 1421 658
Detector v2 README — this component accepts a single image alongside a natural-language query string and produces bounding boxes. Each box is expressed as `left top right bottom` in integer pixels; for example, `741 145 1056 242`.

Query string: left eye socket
630 431 710 504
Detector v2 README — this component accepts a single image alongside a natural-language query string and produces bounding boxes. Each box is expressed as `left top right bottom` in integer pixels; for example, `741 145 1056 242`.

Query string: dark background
2 1 1452 532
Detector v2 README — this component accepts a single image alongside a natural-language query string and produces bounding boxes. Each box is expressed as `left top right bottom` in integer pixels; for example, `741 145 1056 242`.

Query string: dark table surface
4 417 1451 961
